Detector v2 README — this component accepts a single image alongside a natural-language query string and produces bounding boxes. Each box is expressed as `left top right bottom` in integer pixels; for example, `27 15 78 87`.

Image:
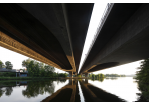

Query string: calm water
0 77 141 102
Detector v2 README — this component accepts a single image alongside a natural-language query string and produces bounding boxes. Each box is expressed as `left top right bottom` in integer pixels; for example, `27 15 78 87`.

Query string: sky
0 2 143 75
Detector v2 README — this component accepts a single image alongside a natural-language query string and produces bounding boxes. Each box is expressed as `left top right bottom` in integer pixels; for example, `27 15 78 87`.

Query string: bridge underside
0 3 94 74
79 3 149 74
1 3 148 75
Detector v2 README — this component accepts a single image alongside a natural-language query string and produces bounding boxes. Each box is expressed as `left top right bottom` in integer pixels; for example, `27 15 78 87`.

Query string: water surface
0 77 141 102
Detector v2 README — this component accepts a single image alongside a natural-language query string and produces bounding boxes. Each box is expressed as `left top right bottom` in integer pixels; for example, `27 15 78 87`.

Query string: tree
22 58 55 77
100 73 104 78
0 60 5 69
136 58 149 101
22 58 31 69
92 74 95 78
44 64 55 73
5 61 13 70
89 73 93 78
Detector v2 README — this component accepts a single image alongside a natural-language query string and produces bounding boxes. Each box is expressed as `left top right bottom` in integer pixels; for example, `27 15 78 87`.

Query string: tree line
22 58 68 78
104 74 125 77
89 73 104 79
88 73 126 79
0 60 13 69
0 58 68 78
135 58 149 101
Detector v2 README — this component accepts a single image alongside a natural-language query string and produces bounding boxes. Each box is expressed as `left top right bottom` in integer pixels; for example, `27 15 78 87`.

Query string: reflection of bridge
1 3 149 76
41 79 78 102
42 79 125 102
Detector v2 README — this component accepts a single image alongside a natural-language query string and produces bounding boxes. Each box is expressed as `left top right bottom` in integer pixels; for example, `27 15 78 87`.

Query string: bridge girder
0 3 94 73
79 3 149 74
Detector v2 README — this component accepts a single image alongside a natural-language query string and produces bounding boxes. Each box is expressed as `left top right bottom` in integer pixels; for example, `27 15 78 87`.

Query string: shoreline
0 77 91 80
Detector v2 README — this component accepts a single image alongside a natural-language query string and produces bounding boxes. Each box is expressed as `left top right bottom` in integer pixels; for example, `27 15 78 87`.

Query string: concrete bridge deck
79 3 149 74
0 3 94 75
1 3 149 76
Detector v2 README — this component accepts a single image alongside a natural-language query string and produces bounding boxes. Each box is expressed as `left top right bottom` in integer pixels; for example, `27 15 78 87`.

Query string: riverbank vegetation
0 58 68 79
89 73 104 79
135 58 149 101
0 77 66 80
0 60 13 69
0 72 17 77
22 58 68 78
104 74 125 77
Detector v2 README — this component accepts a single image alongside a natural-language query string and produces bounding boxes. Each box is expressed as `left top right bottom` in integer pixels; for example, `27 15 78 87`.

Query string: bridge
79 3 149 75
0 3 94 77
0 3 149 77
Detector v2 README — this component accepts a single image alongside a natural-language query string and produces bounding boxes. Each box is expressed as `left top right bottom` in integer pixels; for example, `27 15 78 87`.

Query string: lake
0 77 141 102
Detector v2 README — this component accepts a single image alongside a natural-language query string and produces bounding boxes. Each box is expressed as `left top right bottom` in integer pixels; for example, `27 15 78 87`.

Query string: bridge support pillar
68 79 73 85
69 72 73 77
85 73 88 77
85 79 88 83
75 72 77 77
80 73 82 77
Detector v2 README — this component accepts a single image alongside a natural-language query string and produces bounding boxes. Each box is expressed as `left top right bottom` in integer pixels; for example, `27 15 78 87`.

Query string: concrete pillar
85 79 88 84
68 79 73 85
69 72 72 77
80 73 82 77
75 72 77 77
69 72 73 77
85 73 88 77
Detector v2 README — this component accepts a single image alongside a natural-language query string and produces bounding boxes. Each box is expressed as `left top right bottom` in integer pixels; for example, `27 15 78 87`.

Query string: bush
77 75 81 78
0 72 16 77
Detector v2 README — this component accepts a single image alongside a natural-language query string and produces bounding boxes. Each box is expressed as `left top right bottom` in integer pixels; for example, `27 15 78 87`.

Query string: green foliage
89 73 104 79
0 72 16 77
92 74 95 78
77 75 82 78
5 61 13 70
57 73 68 77
0 77 57 80
0 60 5 69
22 58 55 77
104 74 125 77
136 58 149 101
22 80 55 98
22 58 68 78
89 73 105 82
0 80 57 98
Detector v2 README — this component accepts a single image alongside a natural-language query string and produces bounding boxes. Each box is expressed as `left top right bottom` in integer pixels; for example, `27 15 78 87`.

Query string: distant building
0 69 28 77
19 72 28 77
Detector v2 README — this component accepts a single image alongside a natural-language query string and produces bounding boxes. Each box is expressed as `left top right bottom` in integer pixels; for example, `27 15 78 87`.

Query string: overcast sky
0 2 143 74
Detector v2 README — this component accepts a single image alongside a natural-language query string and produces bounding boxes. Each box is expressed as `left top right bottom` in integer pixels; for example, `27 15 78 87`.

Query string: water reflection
79 79 125 102
91 78 105 82
22 80 55 98
0 87 13 97
42 79 80 102
105 77 118 80
0 81 16 97
0 80 57 99
0 78 141 102
42 79 126 102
